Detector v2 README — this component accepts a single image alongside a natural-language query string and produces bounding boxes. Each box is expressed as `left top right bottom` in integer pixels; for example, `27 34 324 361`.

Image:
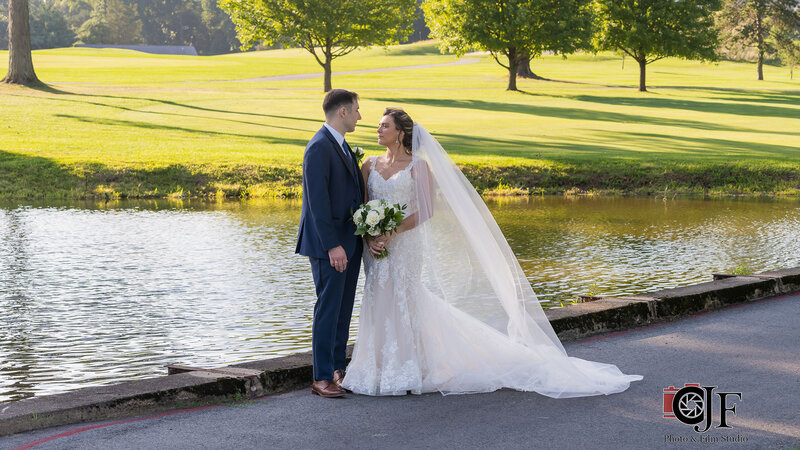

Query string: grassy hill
1 41 799 199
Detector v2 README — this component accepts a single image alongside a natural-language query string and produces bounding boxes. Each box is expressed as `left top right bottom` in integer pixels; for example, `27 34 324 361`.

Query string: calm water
1 197 798 402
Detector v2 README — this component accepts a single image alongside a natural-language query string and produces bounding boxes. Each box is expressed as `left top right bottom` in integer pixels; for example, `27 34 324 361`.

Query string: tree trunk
516 52 545 80
322 40 332 92
756 13 764 81
323 58 332 92
506 49 519 91
2 0 40 85
638 58 647 92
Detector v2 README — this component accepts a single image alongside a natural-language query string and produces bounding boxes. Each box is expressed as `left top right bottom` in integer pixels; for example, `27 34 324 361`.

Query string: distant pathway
194 58 482 83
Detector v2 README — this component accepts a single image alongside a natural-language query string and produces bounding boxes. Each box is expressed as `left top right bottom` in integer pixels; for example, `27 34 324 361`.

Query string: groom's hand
328 246 347 272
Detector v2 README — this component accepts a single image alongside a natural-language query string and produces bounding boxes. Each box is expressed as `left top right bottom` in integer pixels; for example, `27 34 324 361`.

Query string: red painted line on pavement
575 291 797 344
14 405 221 450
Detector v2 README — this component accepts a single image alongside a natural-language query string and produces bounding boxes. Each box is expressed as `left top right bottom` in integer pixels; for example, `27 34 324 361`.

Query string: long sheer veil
409 123 642 397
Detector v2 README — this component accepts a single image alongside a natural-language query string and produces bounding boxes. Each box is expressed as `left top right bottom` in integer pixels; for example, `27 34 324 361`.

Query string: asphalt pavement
2 293 798 450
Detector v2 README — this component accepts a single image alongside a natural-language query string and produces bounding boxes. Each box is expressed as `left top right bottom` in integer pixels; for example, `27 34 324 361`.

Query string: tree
134 0 201 47
129 0 239 55
1 3 9 50
717 0 800 80
3 0 40 85
516 50 546 79
408 0 430 42
774 19 800 78
198 0 239 54
220 0 417 91
423 0 594 91
104 0 142 44
596 0 721 92
76 0 142 44
52 0 93 32
29 0 75 49
75 14 109 43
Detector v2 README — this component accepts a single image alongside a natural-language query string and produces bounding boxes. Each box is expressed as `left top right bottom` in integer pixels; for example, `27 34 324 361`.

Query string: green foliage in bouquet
352 199 407 258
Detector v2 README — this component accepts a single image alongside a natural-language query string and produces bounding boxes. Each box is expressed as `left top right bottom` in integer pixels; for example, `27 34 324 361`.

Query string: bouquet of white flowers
352 199 406 259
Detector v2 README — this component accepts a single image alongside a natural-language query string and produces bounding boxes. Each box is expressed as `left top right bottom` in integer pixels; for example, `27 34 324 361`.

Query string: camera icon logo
663 383 704 422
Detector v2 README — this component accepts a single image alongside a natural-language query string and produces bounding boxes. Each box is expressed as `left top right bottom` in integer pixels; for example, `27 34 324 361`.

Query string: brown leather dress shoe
332 369 347 390
311 380 345 398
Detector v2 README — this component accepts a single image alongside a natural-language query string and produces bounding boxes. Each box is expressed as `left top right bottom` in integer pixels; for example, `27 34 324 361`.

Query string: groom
295 89 364 398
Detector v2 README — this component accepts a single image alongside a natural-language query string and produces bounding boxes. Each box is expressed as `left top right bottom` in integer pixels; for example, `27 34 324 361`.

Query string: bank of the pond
3 45 800 200
2 160 799 200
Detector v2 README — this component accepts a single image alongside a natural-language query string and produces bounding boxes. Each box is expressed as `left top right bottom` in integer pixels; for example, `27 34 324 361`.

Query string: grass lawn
1 41 799 199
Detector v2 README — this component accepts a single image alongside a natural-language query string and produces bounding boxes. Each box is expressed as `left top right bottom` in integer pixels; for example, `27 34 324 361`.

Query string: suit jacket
295 126 365 259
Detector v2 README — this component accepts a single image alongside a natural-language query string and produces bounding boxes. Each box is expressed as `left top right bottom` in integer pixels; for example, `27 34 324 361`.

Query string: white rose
353 212 364 225
365 210 380 226
376 208 386 220
367 199 382 209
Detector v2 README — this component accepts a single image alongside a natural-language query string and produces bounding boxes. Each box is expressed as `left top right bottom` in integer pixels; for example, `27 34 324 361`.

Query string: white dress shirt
323 123 351 160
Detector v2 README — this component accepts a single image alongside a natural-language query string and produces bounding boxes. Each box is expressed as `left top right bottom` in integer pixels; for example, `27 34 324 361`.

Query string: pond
1 196 798 403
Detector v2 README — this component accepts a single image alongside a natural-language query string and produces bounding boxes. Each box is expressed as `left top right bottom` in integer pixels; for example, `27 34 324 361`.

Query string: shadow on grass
684 88 800 106
53 114 311 146
43 96 312 132
431 127 800 163
28 82 73 95
569 94 800 119
374 96 787 135
431 132 624 160
0 150 302 199
606 131 800 160
5 89 320 127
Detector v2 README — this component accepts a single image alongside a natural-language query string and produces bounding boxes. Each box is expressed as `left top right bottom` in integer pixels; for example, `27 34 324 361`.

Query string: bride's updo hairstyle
383 107 413 155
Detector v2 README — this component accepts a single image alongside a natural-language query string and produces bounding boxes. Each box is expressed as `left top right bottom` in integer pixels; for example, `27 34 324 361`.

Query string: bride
341 108 642 397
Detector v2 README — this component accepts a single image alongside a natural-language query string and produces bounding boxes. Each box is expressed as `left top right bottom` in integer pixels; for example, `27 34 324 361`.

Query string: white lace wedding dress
342 125 642 398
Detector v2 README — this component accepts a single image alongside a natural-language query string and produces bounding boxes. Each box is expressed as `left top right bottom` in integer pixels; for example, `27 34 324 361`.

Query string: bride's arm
361 157 383 256
360 156 372 204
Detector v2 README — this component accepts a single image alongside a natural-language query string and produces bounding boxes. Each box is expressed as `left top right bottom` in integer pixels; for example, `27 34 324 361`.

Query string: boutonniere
352 146 365 165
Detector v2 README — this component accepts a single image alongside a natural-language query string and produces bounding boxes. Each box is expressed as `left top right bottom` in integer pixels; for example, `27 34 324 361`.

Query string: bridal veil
407 123 642 398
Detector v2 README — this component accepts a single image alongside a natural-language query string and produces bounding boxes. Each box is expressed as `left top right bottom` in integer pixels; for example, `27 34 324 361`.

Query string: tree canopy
1 0 242 54
774 17 800 78
220 0 417 91
596 0 721 91
423 0 594 90
717 0 800 80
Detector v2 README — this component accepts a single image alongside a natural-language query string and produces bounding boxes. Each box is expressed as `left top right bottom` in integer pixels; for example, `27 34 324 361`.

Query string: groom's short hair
323 89 359 116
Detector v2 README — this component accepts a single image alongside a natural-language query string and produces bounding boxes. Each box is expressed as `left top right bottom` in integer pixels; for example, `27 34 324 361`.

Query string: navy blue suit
296 126 365 381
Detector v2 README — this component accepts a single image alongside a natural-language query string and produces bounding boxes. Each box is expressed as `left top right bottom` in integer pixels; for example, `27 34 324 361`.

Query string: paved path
2 294 798 449
197 59 482 83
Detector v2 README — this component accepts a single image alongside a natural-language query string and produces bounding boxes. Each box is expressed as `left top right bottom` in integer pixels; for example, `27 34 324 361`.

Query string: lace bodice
366 156 417 211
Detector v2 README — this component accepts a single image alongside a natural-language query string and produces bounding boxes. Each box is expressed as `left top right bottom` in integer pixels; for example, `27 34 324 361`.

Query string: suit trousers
309 252 361 381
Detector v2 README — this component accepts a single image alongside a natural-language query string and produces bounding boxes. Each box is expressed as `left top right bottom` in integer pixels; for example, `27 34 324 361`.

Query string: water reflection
0 197 798 402
488 196 800 305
